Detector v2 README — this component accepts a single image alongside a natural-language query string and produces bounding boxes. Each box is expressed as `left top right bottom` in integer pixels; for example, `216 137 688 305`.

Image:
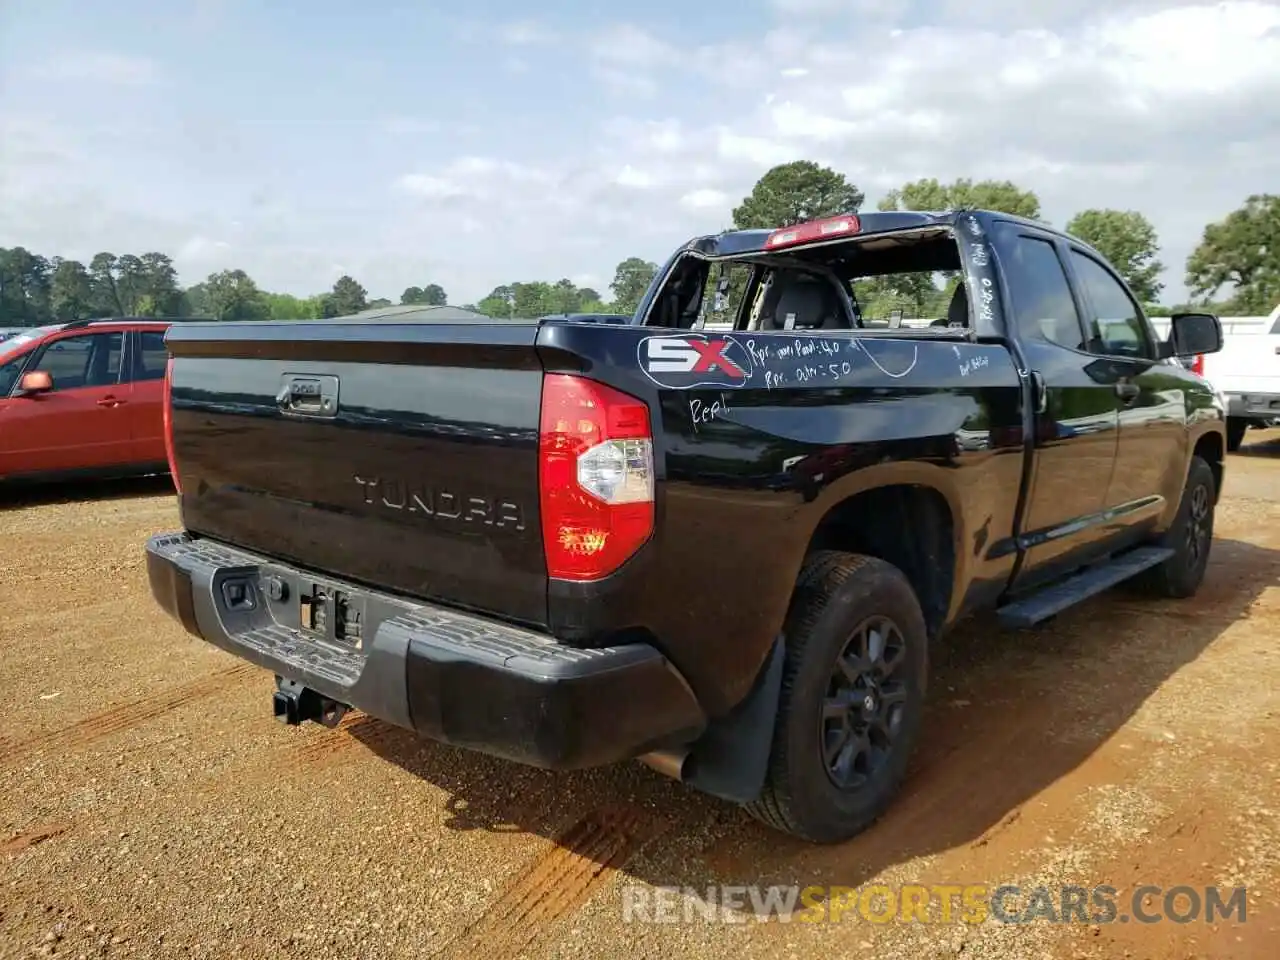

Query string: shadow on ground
1235 432 1280 458
344 535 1279 931
0 472 173 511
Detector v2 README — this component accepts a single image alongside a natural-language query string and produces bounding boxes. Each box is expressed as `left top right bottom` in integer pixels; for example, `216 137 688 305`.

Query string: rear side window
696 263 754 329
1070 251 1151 358
28 333 123 391
134 331 169 381
1001 235 1085 351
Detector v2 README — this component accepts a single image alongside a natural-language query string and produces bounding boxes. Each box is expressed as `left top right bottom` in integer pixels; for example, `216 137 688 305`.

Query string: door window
0 352 31 396
28 333 124 391
1001 235 1086 351
132 331 169 381
1070 251 1153 359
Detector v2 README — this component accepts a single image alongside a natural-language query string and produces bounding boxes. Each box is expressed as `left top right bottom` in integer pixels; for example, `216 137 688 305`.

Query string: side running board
996 546 1175 629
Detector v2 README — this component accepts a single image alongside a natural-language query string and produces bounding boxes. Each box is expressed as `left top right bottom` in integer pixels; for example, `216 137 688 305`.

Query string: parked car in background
0 318 180 485
1152 304 1280 449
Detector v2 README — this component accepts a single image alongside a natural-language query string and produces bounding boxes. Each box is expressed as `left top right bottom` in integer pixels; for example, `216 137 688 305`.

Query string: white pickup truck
1152 304 1280 450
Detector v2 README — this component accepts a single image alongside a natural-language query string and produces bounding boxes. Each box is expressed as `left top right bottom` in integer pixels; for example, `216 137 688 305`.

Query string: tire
1134 455 1216 599
1226 418 1247 452
744 551 928 844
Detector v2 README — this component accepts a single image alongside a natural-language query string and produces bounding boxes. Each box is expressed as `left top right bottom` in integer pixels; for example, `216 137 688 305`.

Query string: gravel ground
2 432 1279 959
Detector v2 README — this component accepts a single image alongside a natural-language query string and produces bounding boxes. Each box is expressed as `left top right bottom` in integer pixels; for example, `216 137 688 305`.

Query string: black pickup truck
146 210 1227 843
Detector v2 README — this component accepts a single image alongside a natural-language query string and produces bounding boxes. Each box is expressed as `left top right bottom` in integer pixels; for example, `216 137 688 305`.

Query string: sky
1 0 1278 307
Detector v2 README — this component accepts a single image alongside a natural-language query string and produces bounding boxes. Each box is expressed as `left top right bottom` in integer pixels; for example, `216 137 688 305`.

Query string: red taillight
765 214 861 249
538 374 654 581
1190 354 1204 377
163 355 181 493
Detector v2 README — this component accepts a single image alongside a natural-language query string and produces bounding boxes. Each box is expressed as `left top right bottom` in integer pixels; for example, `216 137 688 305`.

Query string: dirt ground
2 432 1279 960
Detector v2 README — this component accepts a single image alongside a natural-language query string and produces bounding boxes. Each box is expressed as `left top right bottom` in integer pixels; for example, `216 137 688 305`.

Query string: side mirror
1169 312 1223 358
17 370 53 396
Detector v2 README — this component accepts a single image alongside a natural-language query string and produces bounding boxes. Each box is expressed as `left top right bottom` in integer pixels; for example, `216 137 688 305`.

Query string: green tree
199 269 272 322
512 281 555 318
1185 194 1280 314
1065 209 1164 303
88 253 124 316
878 178 1042 220
49 258 95 321
0 247 53 324
262 292 323 320
609 257 659 315
401 283 448 306
732 160 865 230
475 284 515 319
328 275 368 316
137 252 183 315
551 278 581 314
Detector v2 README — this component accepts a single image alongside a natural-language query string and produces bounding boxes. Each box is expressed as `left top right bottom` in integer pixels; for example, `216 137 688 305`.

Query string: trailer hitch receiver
272 677 349 728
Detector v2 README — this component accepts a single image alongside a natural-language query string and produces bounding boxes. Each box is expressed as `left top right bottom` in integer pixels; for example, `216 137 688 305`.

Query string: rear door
123 327 170 463
0 331 131 476
992 222 1123 592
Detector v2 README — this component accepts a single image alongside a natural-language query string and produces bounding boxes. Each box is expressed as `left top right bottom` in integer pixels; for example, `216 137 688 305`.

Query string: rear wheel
1134 455 1216 599
745 552 928 844
1226 418 1247 452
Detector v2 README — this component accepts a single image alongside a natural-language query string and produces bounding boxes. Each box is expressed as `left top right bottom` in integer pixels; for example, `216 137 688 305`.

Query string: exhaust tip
639 748 689 781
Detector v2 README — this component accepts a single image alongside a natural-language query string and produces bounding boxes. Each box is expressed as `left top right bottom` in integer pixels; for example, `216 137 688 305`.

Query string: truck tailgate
165 321 549 627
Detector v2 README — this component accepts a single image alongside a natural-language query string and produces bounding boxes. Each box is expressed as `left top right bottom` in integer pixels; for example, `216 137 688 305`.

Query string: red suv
0 318 176 484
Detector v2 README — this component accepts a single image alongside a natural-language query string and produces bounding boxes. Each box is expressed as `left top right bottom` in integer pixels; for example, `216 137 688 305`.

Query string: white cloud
375 0 1280 303
25 52 159 86
615 165 659 188
586 23 677 97
680 188 730 211
396 174 470 199
589 23 677 66
382 116 442 135
715 131 796 167
2 5 1279 306
497 20 559 45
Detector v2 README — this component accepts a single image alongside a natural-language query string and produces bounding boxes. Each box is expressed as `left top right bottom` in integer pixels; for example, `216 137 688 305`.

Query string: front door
0 331 131 477
1065 246 1187 542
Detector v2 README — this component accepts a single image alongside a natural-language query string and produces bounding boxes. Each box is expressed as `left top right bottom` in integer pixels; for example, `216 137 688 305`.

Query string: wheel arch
799 466 963 641
1192 426 1225 504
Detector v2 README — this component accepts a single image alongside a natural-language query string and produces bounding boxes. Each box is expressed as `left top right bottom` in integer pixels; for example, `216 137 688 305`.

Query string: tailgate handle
277 374 340 418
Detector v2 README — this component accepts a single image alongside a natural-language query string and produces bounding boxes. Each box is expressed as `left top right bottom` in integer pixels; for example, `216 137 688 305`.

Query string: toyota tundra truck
146 210 1227 843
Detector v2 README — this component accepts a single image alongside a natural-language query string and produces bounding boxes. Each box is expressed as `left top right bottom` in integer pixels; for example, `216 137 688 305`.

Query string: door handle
97 396 124 407
1115 382 1140 403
